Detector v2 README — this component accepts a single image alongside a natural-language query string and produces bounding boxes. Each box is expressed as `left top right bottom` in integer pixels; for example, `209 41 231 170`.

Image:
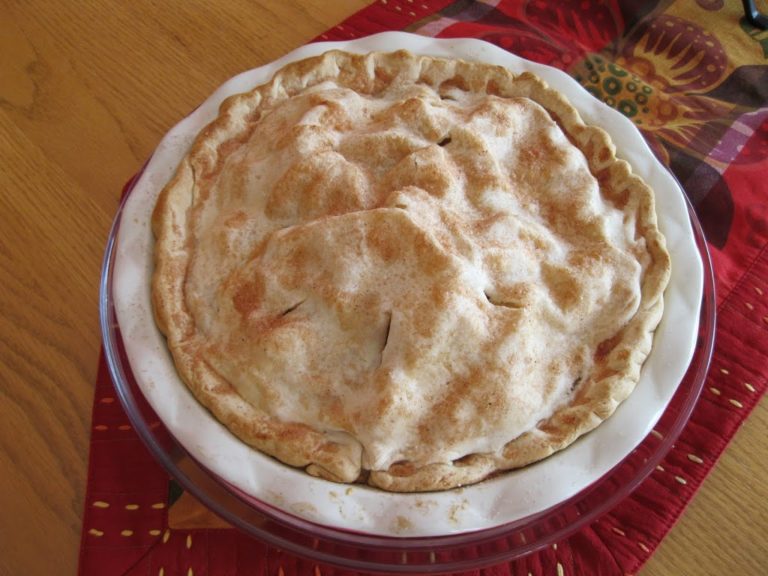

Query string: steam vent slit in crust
151 50 671 492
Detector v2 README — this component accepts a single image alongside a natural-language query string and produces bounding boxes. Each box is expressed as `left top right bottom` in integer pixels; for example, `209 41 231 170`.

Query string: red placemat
79 1 768 574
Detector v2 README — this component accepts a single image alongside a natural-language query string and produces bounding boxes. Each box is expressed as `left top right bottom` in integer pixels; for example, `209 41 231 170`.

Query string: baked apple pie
151 50 670 492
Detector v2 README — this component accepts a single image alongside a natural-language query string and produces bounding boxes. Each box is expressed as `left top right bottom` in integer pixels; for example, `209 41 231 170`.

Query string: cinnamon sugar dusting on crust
152 50 670 492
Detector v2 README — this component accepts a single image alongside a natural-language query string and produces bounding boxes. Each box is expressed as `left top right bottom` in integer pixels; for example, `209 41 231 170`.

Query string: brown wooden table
1 2 765 574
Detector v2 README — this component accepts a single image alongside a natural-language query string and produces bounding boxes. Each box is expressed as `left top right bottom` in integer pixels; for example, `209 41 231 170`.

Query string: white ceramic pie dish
111 32 703 537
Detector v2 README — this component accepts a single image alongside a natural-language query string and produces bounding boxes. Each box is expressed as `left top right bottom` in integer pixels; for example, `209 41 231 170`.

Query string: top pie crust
151 50 671 492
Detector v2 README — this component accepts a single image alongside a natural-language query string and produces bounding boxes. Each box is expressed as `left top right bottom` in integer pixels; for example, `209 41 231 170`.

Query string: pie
151 50 671 492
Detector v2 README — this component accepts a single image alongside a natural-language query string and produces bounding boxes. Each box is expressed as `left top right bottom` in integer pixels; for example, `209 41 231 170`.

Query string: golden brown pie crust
151 50 670 492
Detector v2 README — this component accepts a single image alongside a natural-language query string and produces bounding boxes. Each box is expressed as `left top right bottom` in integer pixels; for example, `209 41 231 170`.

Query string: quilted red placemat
79 1 767 574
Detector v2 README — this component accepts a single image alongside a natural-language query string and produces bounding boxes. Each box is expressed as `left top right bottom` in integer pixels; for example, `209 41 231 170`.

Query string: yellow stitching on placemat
729 399 744 408
687 454 704 464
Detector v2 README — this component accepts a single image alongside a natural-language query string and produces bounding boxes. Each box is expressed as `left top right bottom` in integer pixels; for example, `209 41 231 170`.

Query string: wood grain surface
0 2 764 575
